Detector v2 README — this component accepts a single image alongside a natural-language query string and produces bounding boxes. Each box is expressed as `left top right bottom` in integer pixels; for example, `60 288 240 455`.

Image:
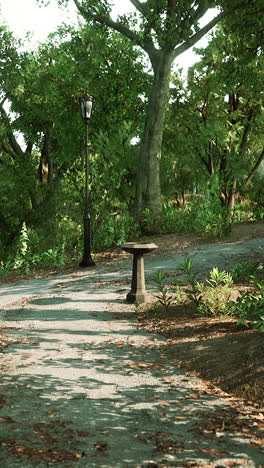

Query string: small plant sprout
178 257 201 303
134 300 140 313
152 270 173 312
174 285 184 303
205 267 233 288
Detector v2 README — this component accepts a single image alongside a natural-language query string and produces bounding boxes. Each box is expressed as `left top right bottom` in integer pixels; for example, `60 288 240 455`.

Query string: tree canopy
0 1 263 272
42 0 264 219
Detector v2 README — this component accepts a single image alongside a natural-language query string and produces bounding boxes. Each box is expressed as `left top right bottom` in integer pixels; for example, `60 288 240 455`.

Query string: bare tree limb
241 148 264 189
192 1 211 23
239 108 254 157
0 101 24 158
130 0 148 18
25 142 34 154
0 142 17 160
172 11 225 59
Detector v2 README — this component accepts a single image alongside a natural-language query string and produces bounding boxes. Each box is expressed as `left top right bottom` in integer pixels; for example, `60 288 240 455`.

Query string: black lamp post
79 94 95 267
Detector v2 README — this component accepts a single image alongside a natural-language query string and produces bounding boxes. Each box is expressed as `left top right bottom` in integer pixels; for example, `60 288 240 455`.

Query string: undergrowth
152 258 264 331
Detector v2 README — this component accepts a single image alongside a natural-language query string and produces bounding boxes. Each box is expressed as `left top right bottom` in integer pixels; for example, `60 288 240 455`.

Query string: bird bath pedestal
120 242 158 303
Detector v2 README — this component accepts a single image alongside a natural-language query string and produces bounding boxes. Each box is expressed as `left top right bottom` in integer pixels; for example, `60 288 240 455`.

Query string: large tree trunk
227 177 238 221
135 52 173 219
38 128 54 183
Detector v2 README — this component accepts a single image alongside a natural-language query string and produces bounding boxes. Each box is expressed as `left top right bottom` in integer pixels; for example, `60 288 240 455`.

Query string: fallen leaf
201 448 230 456
162 377 174 384
94 442 108 452
188 393 200 398
224 461 248 467
77 431 91 437
0 416 18 424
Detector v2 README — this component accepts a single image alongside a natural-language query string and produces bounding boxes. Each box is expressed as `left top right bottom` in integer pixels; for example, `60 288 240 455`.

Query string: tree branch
130 0 148 18
167 0 177 16
0 142 17 160
192 1 210 23
239 108 254 157
241 148 264 189
0 101 24 158
172 11 225 59
73 0 157 58
25 142 34 154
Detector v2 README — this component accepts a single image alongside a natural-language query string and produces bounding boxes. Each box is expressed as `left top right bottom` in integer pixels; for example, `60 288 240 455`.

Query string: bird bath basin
120 242 158 303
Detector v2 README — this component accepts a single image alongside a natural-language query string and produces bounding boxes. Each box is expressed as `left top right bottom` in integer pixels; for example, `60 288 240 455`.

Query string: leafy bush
235 279 264 330
196 286 234 317
160 203 193 234
93 213 141 250
0 223 67 275
191 176 231 238
170 259 234 316
195 267 234 317
231 262 260 281
151 261 235 317
204 267 233 288
149 258 264 326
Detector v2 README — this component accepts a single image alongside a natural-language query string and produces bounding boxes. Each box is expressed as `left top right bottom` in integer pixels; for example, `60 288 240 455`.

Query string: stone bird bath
120 242 158 303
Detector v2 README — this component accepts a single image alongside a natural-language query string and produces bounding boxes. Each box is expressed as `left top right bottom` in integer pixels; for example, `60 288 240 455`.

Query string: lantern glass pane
85 100 92 119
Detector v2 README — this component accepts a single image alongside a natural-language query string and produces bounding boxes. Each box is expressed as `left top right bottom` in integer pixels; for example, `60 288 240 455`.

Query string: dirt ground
1 221 264 408
137 305 264 407
136 221 264 407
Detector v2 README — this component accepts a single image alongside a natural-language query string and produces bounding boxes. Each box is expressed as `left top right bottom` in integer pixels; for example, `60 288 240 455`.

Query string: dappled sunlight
1 361 262 466
1 236 264 466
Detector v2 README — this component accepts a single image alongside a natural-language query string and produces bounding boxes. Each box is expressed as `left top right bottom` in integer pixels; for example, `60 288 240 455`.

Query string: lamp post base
79 257 96 268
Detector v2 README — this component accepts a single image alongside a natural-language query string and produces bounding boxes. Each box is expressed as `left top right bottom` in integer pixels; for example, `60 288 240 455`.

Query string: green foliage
174 285 184 303
161 203 194 233
177 259 234 316
197 287 234 317
235 279 264 331
231 262 260 281
93 213 141 250
196 268 235 317
0 223 67 276
11 222 31 273
233 201 261 224
0 23 149 271
204 267 233 288
178 257 201 303
150 257 263 325
191 177 231 238
152 270 173 312
163 24 264 223
1 4 264 271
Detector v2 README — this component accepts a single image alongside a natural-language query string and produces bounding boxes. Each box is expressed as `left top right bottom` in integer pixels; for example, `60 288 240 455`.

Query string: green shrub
177 260 234 316
152 270 174 311
160 203 193 234
196 285 234 317
235 279 264 330
0 223 67 275
195 267 234 317
190 176 231 238
93 213 141 250
231 262 260 281
178 257 201 303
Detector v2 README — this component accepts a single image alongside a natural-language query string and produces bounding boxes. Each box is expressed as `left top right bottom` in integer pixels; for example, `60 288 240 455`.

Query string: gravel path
0 238 263 467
